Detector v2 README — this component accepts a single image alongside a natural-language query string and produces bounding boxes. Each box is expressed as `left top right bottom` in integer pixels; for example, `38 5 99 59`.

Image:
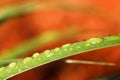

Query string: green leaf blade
0 35 120 80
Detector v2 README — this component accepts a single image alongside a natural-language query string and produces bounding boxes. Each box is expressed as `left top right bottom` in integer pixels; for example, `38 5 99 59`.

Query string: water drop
44 51 54 57
86 38 103 45
69 43 79 51
8 62 16 68
43 50 50 54
53 48 62 55
32 53 40 58
46 52 54 57
62 44 71 48
43 50 52 57
23 57 32 64
54 48 60 52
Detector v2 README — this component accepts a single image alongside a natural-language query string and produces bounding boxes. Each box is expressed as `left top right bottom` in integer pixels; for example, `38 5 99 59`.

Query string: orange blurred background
0 0 120 80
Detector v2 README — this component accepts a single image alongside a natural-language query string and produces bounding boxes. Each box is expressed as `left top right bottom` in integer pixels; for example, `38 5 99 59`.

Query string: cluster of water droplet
0 35 120 80
86 38 103 46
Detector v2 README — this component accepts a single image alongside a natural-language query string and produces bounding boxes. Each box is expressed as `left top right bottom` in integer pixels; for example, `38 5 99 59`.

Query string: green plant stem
0 35 120 80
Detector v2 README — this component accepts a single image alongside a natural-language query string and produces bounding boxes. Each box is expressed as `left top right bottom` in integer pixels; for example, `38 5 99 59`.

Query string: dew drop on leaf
86 38 103 45
54 48 60 52
32 53 40 58
62 44 71 48
23 57 32 64
43 50 50 54
45 52 54 57
8 62 16 68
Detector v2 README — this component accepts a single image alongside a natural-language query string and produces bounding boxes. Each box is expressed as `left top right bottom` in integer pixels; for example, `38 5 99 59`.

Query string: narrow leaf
0 35 120 80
